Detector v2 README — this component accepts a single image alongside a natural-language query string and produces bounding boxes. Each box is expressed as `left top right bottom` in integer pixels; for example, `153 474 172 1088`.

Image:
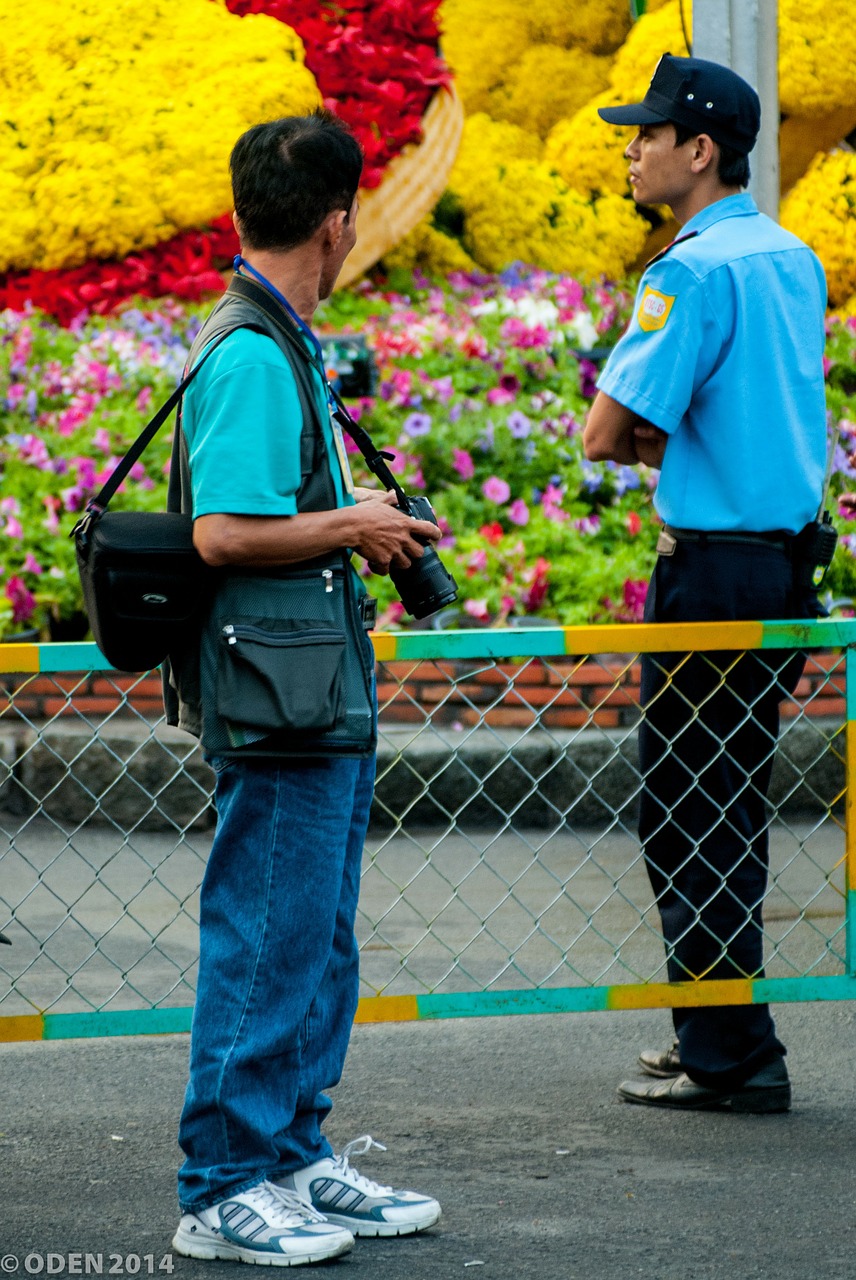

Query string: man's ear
323 207 349 249
232 210 242 239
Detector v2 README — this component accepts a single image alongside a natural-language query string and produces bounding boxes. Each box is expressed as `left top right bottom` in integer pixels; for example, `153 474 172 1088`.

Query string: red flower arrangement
0 0 448 324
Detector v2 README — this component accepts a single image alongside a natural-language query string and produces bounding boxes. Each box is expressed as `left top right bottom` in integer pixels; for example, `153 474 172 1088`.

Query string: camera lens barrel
390 495 458 619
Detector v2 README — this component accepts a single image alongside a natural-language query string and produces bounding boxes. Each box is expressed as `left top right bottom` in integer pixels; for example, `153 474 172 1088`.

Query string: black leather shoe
617 1057 791 1113
638 1040 682 1078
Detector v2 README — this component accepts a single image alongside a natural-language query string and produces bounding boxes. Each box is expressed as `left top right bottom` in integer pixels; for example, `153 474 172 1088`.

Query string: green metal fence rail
1 617 854 1041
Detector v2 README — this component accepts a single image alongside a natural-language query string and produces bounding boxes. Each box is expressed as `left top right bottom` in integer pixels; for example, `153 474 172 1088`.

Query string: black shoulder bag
71 332 233 672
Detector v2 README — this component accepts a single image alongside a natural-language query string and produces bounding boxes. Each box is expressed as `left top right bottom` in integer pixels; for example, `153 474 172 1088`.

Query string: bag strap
82 327 237 516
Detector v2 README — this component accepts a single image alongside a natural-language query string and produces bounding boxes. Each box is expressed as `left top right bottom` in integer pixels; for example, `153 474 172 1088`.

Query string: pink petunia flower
482 476 511 504
5 576 36 625
622 578 648 621
42 497 61 533
508 499 530 526
452 448 475 480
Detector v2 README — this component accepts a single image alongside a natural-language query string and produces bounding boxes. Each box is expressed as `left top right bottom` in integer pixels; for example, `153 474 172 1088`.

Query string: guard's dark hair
230 111 363 251
672 122 751 188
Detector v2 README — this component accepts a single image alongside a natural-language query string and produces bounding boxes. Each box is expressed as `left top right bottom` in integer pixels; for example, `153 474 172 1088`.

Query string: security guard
583 55 828 1112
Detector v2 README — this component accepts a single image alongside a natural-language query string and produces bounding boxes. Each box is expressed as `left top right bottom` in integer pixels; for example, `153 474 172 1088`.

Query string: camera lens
390 545 458 619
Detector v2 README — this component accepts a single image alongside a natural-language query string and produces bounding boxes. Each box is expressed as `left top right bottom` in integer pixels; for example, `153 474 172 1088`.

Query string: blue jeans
177 750 376 1212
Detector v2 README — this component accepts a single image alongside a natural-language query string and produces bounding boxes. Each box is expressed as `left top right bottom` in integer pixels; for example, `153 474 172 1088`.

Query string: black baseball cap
598 54 761 156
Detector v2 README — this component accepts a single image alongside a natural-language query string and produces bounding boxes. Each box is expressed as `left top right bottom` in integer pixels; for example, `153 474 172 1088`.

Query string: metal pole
692 0 780 220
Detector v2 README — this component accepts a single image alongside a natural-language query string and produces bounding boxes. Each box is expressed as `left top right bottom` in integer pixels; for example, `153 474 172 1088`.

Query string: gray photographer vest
161 276 374 757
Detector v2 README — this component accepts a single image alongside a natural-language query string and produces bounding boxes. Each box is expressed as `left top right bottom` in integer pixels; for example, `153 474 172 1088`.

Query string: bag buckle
360 595 378 630
70 502 102 544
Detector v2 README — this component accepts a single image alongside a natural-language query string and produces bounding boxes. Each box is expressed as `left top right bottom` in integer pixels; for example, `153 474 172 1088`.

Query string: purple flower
508 499 530 526
61 485 87 513
23 553 43 576
507 410 532 439
403 412 432 437
578 358 599 399
581 460 603 493
572 515 601 535
482 476 511 504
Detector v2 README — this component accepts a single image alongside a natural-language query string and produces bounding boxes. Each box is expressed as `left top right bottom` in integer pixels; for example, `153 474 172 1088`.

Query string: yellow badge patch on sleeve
637 285 676 333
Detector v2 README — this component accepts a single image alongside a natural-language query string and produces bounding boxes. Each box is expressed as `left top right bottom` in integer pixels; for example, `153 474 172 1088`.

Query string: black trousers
638 539 813 1089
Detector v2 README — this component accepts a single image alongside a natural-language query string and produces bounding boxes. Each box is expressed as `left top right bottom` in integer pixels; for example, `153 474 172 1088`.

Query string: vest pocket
218 618 346 733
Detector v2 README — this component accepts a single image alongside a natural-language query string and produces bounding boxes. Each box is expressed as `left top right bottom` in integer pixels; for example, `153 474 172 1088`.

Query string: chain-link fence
1 619 854 1038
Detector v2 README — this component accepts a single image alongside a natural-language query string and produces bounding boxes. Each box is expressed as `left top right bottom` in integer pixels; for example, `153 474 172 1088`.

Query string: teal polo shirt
182 328 354 518
597 192 828 533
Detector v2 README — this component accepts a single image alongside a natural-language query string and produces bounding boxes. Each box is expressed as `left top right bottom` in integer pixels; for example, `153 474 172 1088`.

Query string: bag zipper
222 623 344 648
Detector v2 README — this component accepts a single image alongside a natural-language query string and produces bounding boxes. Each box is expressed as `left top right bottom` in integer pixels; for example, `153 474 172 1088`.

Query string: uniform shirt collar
680 190 758 239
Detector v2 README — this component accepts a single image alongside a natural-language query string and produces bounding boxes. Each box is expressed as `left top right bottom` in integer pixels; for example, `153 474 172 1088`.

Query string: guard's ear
690 133 717 175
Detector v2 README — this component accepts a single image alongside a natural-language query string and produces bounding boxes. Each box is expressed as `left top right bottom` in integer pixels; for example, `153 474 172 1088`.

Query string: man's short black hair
230 110 363 252
672 121 751 188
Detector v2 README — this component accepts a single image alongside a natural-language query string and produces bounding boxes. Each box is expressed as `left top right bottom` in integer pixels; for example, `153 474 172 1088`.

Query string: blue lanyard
233 254 327 373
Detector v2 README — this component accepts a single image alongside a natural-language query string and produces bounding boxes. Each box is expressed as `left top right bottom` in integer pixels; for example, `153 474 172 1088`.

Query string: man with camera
165 111 442 1265
583 56 828 1113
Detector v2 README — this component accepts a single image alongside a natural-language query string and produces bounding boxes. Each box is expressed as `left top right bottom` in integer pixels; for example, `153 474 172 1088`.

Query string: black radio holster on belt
792 513 838 590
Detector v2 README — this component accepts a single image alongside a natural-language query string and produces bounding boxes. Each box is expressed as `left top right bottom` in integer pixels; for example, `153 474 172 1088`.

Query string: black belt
657 524 792 555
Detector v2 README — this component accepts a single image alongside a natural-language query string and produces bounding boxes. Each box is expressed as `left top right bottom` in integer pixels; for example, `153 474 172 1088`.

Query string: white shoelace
334 1135 394 1196
259 1181 327 1225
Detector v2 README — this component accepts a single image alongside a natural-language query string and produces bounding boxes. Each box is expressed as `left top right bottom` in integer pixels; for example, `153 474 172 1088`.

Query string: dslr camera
389 493 458 620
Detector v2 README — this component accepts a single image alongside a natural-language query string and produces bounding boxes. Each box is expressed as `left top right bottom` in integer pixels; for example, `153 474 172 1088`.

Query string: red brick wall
1 653 844 728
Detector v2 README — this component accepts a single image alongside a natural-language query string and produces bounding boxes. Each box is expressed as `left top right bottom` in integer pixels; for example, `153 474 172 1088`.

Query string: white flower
565 310 599 350
470 299 499 316
501 296 560 328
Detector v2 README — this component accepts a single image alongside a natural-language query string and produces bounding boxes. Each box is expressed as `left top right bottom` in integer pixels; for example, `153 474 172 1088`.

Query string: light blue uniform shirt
597 192 828 533
181 328 354 518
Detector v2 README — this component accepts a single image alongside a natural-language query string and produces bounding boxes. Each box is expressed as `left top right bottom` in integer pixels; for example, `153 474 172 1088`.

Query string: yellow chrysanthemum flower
781 150 856 307
545 92 635 199
779 0 856 117
487 45 612 140
525 0 632 55
0 0 320 272
608 1 691 102
383 219 479 274
439 0 530 114
449 114 543 206
447 114 647 277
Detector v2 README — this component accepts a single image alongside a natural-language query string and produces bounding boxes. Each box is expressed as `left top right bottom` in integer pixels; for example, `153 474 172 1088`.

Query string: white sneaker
172 1179 354 1266
276 1135 441 1238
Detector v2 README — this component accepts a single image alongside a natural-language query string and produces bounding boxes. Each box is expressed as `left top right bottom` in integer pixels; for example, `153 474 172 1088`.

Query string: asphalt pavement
2 1000 855 1280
